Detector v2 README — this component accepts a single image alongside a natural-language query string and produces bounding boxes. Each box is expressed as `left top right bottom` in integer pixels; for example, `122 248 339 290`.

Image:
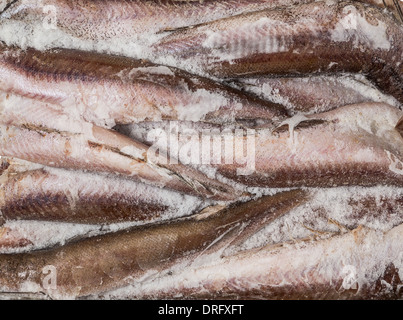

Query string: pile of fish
0 0 402 300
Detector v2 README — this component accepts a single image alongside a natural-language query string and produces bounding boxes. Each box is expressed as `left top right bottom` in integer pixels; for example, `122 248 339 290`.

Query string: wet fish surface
0 189 308 298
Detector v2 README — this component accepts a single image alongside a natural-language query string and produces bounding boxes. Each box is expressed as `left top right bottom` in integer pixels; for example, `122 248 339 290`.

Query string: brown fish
0 44 286 128
0 189 308 298
122 224 403 300
155 1 403 103
363 0 403 22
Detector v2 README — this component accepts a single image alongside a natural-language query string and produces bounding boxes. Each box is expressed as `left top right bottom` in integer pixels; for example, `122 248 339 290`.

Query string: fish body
0 158 203 224
231 74 402 115
119 103 403 188
155 1 403 103
0 0 313 40
0 226 32 249
217 103 403 187
0 190 308 298
120 224 403 299
0 43 286 128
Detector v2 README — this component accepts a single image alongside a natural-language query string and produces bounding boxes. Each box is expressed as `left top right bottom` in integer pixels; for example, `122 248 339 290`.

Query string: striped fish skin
0 44 286 128
124 224 403 300
230 75 402 116
155 1 403 103
0 0 314 40
0 190 308 298
0 159 204 224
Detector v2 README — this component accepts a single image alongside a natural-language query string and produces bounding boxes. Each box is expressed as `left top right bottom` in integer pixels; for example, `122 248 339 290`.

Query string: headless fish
154 1 403 103
0 122 239 200
121 223 403 299
0 189 308 298
0 157 203 224
0 44 286 128
119 102 403 188
363 0 403 22
217 102 403 187
231 74 402 115
0 0 313 41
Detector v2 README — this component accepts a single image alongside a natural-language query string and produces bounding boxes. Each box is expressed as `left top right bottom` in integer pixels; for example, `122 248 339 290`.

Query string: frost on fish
0 190 307 298
0 0 313 41
154 1 403 103
212 103 403 187
113 224 403 299
0 226 32 249
115 103 403 189
0 44 286 128
0 123 240 200
0 158 204 224
230 74 402 115
235 186 403 253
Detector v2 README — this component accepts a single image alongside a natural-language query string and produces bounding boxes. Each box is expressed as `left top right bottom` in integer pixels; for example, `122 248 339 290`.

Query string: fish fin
396 116 403 139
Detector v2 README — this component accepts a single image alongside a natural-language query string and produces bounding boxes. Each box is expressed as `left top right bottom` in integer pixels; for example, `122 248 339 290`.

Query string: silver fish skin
154 1 403 103
0 189 308 298
118 224 403 300
0 157 203 225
